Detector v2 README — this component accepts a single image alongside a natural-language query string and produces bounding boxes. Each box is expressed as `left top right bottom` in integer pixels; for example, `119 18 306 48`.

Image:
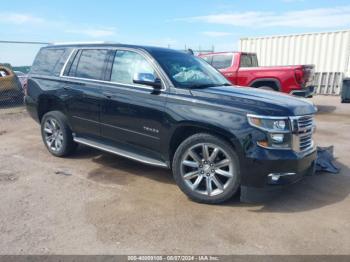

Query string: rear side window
211 54 233 69
31 48 65 76
67 50 81 77
240 54 258 67
73 49 109 80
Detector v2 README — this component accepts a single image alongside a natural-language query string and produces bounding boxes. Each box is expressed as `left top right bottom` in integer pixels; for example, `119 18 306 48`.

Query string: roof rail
50 41 118 46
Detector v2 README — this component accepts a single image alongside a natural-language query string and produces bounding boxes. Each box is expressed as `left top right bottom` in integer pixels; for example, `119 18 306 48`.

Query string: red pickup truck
199 52 315 97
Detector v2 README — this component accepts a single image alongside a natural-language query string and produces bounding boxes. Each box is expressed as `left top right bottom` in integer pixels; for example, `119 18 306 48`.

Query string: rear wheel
41 111 77 157
172 133 240 204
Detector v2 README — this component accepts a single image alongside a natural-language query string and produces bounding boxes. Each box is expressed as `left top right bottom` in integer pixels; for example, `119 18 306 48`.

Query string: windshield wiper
188 83 230 89
208 83 232 87
188 84 215 89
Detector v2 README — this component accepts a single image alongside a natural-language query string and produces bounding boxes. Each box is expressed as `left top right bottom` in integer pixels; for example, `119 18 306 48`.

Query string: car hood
189 85 317 116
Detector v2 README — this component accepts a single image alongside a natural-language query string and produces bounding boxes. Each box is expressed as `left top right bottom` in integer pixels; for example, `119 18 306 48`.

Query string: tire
41 111 77 157
172 133 241 204
258 86 274 91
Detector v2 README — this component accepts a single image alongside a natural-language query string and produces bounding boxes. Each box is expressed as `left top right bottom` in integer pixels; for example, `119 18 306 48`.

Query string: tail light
294 68 305 85
295 66 315 87
23 78 28 96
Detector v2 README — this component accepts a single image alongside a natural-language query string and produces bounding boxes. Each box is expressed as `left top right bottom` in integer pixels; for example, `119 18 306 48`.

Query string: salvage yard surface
0 96 349 255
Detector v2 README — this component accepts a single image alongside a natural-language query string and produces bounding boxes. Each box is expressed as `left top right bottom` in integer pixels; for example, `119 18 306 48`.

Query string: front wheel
172 133 240 204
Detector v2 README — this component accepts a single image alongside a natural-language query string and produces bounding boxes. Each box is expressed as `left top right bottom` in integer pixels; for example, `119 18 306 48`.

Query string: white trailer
240 30 350 95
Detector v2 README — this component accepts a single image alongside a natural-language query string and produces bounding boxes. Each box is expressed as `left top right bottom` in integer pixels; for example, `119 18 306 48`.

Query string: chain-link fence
0 41 47 116
0 65 26 116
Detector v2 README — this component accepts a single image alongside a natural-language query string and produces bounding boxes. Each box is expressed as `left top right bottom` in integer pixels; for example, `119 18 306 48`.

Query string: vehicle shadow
69 145 105 160
72 146 350 211
225 160 350 213
315 105 337 114
72 145 174 185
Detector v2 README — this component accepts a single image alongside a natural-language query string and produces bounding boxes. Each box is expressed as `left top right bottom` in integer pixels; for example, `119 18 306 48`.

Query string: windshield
152 51 230 88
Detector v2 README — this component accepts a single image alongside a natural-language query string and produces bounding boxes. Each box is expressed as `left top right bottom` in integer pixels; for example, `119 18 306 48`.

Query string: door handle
102 91 114 99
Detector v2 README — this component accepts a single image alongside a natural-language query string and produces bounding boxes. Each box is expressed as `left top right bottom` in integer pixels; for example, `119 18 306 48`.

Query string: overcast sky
1 0 350 66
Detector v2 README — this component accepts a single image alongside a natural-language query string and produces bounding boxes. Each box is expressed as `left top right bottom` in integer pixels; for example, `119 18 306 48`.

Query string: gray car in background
14 71 28 90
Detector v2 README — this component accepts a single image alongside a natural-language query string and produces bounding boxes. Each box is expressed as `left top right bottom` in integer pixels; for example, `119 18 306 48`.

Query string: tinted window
240 54 258 67
67 50 81 77
212 54 233 69
152 50 229 88
31 48 65 75
75 49 109 80
111 50 156 85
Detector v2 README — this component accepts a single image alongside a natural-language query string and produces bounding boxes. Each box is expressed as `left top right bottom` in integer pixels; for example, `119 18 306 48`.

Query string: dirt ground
0 95 349 255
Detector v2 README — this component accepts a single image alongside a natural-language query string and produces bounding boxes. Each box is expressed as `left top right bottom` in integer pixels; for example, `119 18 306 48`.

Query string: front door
100 49 168 156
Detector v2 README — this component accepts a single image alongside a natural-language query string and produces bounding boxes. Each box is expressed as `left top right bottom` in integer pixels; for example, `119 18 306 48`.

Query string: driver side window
110 50 157 85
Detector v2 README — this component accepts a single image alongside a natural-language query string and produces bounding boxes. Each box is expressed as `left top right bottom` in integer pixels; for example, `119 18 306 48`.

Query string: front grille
295 115 315 152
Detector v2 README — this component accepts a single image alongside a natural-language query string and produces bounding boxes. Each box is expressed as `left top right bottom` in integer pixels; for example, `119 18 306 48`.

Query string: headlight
247 115 290 132
247 114 292 149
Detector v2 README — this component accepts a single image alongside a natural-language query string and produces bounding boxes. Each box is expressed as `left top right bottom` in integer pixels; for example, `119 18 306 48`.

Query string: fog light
270 133 284 143
268 173 297 184
269 174 280 182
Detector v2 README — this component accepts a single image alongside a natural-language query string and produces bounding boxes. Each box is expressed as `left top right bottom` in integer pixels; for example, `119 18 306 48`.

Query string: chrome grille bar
290 115 315 152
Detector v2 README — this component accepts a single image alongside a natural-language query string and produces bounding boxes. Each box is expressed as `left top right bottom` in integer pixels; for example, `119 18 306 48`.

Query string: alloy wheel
43 118 64 152
180 143 235 196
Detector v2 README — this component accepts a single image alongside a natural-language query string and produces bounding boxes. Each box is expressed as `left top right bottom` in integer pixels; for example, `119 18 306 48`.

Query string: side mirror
133 73 162 89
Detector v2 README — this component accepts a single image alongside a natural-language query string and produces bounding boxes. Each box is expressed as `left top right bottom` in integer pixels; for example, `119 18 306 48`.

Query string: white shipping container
239 30 350 94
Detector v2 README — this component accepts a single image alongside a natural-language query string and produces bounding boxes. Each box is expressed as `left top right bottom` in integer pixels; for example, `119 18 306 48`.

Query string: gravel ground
0 95 349 255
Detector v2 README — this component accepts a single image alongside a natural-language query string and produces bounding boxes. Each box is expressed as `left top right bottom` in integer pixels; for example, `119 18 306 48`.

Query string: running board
73 137 168 168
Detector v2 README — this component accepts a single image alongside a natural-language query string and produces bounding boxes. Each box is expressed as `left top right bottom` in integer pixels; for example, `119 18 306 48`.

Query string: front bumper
290 86 315 98
240 147 317 202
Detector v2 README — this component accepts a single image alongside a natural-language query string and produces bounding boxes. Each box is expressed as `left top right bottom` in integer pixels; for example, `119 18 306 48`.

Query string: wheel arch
249 78 281 91
37 94 66 122
167 122 243 164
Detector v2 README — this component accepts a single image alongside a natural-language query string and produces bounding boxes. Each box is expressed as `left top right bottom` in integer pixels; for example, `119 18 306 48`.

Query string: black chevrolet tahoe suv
25 43 317 204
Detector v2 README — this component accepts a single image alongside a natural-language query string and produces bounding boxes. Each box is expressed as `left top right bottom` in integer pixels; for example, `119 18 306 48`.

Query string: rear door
236 53 259 86
61 48 111 139
99 49 168 156
200 55 213 65
211 53 236 84
211 54 234 71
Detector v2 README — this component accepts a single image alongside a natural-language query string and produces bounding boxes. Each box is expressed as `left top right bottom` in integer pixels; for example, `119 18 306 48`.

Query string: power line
0 40 50 45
